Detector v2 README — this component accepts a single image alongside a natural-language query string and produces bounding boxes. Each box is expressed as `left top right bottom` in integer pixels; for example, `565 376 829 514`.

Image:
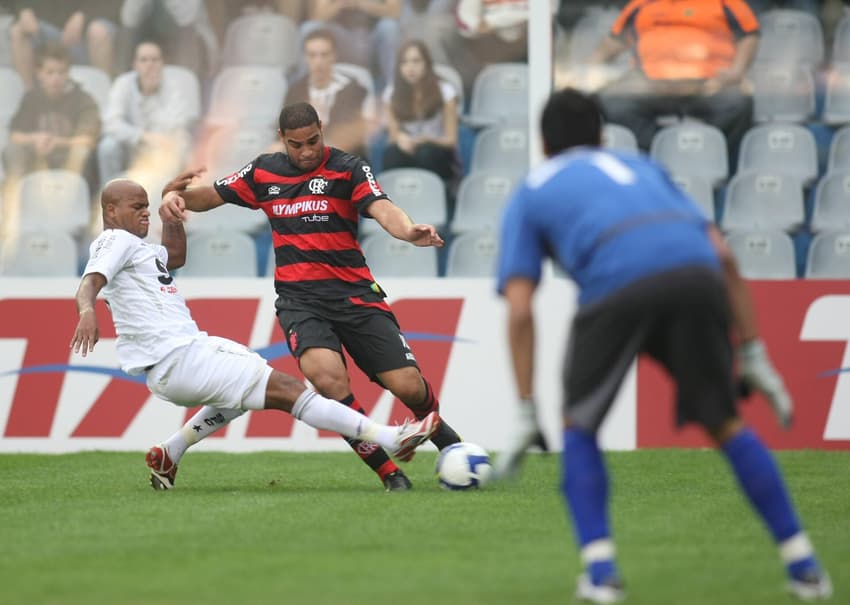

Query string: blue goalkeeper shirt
497 148 720 306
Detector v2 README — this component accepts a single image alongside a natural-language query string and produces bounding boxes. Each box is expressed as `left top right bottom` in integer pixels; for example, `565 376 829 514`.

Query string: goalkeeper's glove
493 398 546 479
737 339 793 429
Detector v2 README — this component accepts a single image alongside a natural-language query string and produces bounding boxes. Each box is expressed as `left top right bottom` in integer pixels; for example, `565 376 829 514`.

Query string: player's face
111 193 151 239
37 58 70 98
399 46 426 85
282 123 324 172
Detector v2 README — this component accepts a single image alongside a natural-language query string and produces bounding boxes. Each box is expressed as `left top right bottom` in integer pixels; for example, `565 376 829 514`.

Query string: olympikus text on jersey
214 147 387 301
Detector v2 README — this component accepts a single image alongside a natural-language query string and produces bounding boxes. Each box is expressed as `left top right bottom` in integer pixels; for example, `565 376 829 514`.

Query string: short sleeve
496 186 546 295
213 158 261 208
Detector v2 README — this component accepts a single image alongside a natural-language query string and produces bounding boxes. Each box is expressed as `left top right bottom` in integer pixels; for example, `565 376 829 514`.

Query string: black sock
410 379 462 450
340 394 400 480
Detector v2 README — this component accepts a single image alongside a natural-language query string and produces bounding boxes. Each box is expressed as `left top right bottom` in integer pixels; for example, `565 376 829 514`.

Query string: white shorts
146 334 273 411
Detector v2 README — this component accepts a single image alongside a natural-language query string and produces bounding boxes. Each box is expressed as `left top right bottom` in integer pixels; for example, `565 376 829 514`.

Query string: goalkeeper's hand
737 339 793 429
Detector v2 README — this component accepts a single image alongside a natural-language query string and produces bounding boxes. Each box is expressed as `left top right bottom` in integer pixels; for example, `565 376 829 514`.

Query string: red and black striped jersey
213 146 388 300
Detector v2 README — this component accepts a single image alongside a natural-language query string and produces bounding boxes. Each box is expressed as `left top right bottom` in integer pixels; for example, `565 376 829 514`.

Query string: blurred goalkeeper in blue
494 88 832 603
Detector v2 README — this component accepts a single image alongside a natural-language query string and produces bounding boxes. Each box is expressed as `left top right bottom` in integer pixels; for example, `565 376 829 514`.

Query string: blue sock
721 428 801 542
562 428 618 584
721 428 820 577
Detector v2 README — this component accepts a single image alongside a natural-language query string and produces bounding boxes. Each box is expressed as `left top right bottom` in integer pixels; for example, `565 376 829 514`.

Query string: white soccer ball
435 442 492 490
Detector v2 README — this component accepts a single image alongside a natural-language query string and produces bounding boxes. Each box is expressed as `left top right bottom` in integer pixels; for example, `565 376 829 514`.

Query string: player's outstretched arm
71 272 107 357
367 199 445 247
158 181 226 223
160 194 188 270
707 225 793 428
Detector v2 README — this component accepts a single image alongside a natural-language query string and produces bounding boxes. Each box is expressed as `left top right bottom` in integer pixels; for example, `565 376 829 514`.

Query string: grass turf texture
0 449 846 605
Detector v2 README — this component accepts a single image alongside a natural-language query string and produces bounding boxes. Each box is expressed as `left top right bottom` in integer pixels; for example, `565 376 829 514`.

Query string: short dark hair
540 88 604 155
36 41 70 68
303 27 337 50
279 102 320 132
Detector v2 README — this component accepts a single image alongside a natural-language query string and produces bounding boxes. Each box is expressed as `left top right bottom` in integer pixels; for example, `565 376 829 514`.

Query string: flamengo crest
308 177 328 195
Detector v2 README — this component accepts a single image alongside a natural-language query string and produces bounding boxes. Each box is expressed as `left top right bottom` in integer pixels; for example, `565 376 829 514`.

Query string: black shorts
564 266 737 433
274 292 420 382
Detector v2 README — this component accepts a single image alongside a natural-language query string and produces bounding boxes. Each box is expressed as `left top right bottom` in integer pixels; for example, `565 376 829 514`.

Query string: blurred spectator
399 0 456 65
383 40 459 193
284 28 375 158
115 0 218 80
7 1 118 87
438 0 528 99
589 0 759 159
97 41 196 187
300 0 402 92
4 42 100 183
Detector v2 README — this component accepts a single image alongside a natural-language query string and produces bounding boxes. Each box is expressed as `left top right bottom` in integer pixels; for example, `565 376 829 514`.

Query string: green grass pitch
0 449 846 605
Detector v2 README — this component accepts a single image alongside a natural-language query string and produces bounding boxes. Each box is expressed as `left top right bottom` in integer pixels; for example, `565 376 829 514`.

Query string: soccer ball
435 442 492 490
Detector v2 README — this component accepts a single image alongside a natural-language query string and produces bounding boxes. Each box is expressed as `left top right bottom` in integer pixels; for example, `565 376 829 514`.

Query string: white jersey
83 229 201 375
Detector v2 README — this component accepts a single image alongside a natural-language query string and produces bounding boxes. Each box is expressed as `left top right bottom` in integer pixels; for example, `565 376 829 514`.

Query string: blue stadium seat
805 231 850 278
726 230 797 279
811 172 850 233
469 123 529 175
721 172 805 233
450 171 520 234
179 230 259 277
445 230 499 277
650 122 728 188
737 123 818 186
362 167 447 235
360 231 438 278
0 229 79 276
465 63 528 128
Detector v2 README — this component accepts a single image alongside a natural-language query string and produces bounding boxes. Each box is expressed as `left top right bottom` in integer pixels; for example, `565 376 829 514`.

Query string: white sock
165 406 244 463
291 390 398 450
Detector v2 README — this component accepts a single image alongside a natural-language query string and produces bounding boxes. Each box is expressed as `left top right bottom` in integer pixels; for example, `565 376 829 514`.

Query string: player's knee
383 368 426 405
706 416 744 445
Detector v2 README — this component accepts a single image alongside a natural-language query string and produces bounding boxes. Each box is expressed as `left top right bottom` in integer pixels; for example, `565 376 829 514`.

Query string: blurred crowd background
0 0 849 281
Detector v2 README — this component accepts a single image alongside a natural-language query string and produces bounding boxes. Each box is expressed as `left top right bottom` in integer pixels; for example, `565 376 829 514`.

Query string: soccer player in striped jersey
151 102 463 491
71 180 440 488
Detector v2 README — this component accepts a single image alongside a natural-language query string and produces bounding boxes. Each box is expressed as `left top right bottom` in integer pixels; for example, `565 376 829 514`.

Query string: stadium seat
669 174 715 221
737 124 818 186
17 169 91 236
650 122 728 188
434 63 464 112
721 172 805 233
0 229 79 276
752 9 824 68
466 62 528 128
450 170 520 234
179 230 259 277
221 14 299 74
161 65 202 125
827 125 850 172
0 15 12 67
832 12 850 65
0 66 24 126
70 65 111 118
359 231 438 278
726 230 797 279
602 123 639 153
206 67 287 128
822 65 850 125
750 65 816 123
445 230 499 277
805 231 850 278
205 125 277 178
469 124 529 175
361 167 447 235
811 172 850 233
